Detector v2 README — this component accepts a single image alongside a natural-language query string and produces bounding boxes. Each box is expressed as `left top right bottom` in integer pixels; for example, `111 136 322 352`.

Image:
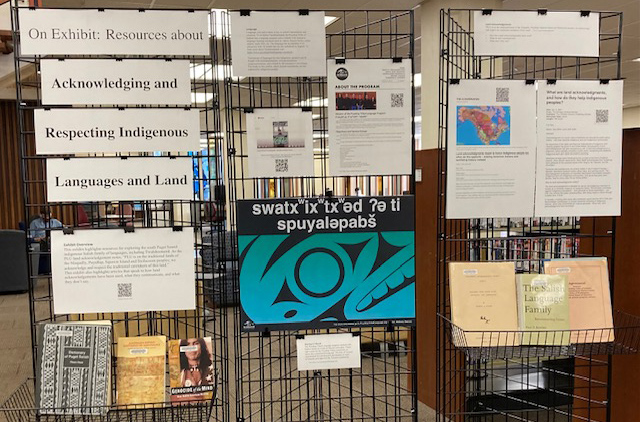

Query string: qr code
275 158 288 173
391 93 404 108
117 283 132 298
496 87 509 102
596 109 609 123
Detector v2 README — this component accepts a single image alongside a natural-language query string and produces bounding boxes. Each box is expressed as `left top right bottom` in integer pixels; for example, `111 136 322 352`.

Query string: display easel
4 4 229 421
220 9 418 422
436 8 640 422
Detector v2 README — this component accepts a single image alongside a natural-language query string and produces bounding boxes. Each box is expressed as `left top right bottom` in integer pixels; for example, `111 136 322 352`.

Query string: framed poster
237 196 415 330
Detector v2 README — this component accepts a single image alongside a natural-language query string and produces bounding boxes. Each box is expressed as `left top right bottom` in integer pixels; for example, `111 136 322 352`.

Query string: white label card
474 11 600 57
46 157 193 202
535 80 623 217
446 79 537 219
19 9 210 56
40 59 191 106
247 108 314 178
327 58 412 176
35 108 200 154
230 11 327 77
51 228 196 314
296 333 361 371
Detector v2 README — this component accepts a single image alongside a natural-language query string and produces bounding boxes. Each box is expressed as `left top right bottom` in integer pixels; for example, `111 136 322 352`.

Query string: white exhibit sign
19 9 209 56
247 108 314 178
328 58 412 176
296 333 361 371
35 108 200 154
446 79 537 219
474 11 600 57
46 157 193 202
535 80 623 217
230 11 326 77
40 59 191 106
51 228 196 314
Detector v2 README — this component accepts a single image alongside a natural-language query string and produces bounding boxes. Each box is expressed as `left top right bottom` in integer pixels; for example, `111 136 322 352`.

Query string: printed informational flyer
35 108 200 154
246 108 314 178
328 59 412 176
46 157 193 202
474 11 600 57
297 333 361 371
51 228 195 314
535 80 623 217
237 196 415 330
446 79 537 218
230 11 326 77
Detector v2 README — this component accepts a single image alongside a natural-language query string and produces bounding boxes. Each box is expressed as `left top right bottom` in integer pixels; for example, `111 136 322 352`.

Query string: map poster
328 59 413 176
446 79 537 219
236 196 415 331
535 80 623 217
246 108 315 178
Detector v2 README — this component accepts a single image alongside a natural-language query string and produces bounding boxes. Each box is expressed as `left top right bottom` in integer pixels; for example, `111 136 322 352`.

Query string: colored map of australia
456 106 510 146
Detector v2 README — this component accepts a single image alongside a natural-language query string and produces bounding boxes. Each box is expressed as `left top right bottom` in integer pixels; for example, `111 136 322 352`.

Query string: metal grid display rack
436 8 640 422
3 4 229 421
220 9 418 422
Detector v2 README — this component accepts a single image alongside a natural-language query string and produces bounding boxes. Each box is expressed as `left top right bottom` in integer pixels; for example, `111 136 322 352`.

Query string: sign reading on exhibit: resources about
18 9 210 56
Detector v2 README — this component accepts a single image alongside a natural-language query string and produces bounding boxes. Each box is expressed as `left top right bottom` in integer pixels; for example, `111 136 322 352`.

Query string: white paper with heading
535 80 623 217
230 11 326 77
474 11 600 57
297 333 361 371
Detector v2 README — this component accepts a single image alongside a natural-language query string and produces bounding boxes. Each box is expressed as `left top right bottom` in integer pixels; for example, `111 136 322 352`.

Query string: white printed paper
230 11 326 77
535 80 623 217
19 9 209 56
296 333 361 371
40 59 191 106
446 79 537 218
247 108 314 178
51 228 196 314
35 108 200 154
46 157 193 202
328 59 412 176
474 11 599 57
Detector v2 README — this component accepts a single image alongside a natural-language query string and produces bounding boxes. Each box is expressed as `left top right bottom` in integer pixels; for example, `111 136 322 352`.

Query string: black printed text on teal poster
237 196 415 330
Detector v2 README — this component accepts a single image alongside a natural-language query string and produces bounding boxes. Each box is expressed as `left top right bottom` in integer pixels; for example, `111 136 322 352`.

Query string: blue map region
456 106 511 146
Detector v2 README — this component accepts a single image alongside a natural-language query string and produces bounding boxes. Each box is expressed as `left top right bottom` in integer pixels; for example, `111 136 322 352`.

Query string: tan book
544 258 614 343
116 336 166 407
168 338 216 404
449 262 520 347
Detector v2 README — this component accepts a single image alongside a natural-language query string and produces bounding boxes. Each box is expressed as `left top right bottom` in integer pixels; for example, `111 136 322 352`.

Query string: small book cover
168 337 217 404
544 258 614 343
516 274 570 345
116 336 166 407
448 261 520 347
35 321 112 415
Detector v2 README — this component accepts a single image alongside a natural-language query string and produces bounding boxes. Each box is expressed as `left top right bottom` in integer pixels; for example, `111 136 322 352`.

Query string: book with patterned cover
35 321 112 415
116 336 166 407
168 337 217 404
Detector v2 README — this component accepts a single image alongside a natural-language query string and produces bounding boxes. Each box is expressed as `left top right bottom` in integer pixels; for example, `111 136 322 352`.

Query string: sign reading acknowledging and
46 157 193 202
19 9 210 56
35 108 200 154
237 196 416 330
40 59 191 106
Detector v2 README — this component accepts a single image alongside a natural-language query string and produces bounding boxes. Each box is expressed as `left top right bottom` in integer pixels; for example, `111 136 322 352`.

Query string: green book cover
516 274 570 346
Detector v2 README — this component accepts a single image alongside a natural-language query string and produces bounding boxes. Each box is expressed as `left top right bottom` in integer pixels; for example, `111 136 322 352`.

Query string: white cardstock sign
296 333 361 371
19 9 210 56
51 228 196 314
40 59 191 106
35 108 201 154
46 157 193 202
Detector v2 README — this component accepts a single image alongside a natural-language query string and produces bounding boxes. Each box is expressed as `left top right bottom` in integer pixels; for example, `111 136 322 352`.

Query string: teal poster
237 196 415 331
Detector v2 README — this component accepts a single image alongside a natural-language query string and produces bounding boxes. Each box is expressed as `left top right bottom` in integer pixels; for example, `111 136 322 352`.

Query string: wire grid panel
9 5 230 421
221 10 418 422
436 9 623 422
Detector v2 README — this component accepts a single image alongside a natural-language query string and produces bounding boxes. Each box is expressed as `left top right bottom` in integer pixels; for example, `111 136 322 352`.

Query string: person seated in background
29 207 63 242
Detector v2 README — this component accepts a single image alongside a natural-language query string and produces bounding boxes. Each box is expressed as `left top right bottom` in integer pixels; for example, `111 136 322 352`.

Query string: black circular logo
335 67 349 80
